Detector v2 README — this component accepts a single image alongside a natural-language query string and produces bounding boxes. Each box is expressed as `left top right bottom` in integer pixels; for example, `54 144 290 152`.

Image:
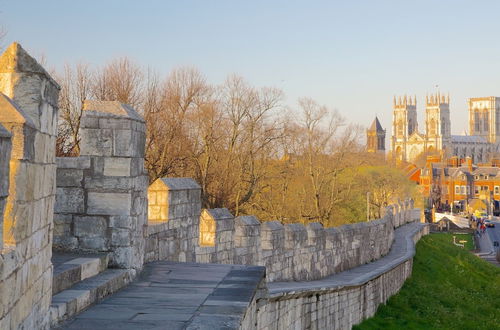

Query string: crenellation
0 42 428 330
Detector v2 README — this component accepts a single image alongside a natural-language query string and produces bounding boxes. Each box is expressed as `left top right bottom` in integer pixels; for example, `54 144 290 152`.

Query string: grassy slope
354 233 500 330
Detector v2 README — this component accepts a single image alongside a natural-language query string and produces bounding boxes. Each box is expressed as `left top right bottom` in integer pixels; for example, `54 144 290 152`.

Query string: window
455 185 460 194
475 175 479 180
482 186 489 191
461 186 466 195
475 186 480 195
484 175 489 180
467 186 471 195
495 186 499 195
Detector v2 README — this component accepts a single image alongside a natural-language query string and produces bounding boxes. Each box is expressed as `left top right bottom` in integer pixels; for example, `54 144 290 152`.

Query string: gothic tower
468 96 500 144
366 116 386 153
425 93 451 154
391 95 417 161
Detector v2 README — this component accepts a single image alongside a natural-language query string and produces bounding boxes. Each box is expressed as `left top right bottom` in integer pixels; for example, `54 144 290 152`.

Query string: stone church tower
366 116 385 153
425 93 451 153
391 95 417 160
468 96 500 144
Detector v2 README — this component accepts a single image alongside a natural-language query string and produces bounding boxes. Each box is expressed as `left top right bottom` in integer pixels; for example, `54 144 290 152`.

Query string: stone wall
53 101 148 271
0 43 59 330
145 178 201 263
254 223 429 329
0 124 11 249
146 178 418 282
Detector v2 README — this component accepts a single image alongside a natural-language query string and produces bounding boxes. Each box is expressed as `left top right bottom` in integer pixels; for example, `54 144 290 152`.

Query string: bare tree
144 67 211 182
56 63 93 156
93 57 144 108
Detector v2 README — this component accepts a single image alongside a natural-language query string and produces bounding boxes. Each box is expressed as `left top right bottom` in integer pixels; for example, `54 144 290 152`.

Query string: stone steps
50 268 135 327
52 253 109 295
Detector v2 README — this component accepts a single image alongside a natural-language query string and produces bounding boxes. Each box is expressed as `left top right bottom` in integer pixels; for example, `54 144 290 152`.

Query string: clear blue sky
2 0 500 135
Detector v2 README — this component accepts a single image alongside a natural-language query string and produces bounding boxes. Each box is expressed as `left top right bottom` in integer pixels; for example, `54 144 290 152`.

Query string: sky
2 0 500 137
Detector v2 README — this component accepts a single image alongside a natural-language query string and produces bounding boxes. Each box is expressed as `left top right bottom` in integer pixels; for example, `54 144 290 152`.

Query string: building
366 116 386 153
391 93 498 163
419 155 500 214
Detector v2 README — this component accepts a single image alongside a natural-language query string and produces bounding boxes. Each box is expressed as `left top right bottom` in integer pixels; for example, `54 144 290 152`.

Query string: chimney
465 156 473 171
448 156 459 167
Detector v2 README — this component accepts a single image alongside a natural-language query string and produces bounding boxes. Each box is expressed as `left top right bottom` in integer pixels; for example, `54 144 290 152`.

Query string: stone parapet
0 124 11 250
145 176 418 283
0 43 59 330
145 178 201 263
256 222 429 329
54 101 148 271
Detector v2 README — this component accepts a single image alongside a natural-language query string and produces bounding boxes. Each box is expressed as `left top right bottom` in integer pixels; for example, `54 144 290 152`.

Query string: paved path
475 220 500 267
268 222 427 296
59 262 265 330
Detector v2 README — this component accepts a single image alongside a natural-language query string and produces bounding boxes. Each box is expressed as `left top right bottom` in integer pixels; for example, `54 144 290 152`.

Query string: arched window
397 120 404 136
429 119 436 135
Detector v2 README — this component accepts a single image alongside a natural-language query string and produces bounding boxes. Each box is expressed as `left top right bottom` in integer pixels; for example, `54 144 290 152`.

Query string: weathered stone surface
55 188 85 214
0 42 59 330
73 216 107 238
103 157 131 177
54 100 147 271
56 168 83 187
87 192 131 216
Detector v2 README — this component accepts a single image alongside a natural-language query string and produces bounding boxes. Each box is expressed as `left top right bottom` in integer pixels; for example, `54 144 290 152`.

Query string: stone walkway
268 222 427 296
58 262 265 330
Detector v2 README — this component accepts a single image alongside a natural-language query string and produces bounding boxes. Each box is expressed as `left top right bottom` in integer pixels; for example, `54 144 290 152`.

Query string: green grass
353 233 500 330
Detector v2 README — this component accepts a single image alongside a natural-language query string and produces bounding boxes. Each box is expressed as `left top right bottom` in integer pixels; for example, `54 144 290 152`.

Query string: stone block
74 216 108 238
87 192 131 216
56 168 83 187
55 187 84 214
109 215 133 229
56 156 91 170
112 129 134 157
111 228 131 247
80 128 113 156
103 157 131 177
79 237 108 250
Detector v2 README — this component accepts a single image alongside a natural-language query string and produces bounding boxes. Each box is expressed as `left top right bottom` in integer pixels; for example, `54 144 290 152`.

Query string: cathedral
390 94 500 163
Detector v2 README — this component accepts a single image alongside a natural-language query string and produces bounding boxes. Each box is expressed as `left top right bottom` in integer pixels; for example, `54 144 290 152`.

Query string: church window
484 113 489 131
397 120 403 136
475 111 480 132
441 121 445 135
495 186 500 195
429 119 436 135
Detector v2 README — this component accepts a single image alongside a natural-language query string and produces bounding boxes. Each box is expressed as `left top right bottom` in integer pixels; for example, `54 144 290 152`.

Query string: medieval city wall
0 42 426 330
0 43 59 330
0 124 11 249
145 178 417 282
53 101 148 271
254 223 428 329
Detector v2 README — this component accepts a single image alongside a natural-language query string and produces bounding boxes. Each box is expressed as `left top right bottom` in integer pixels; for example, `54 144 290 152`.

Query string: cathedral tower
468 96 500 144
392 95 417 160
425 93 451 153
366 116 385 153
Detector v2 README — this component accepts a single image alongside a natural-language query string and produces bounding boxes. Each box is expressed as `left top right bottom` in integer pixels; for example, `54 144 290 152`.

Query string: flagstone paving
58 262 265 330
